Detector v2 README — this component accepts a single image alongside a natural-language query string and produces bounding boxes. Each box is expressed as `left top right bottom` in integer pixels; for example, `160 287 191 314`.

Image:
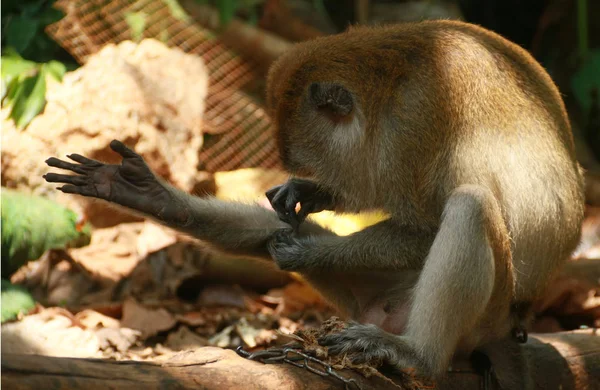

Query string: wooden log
2 330 599 390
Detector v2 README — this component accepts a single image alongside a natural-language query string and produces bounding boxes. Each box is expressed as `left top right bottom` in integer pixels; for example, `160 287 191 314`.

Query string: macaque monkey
44 20 584 383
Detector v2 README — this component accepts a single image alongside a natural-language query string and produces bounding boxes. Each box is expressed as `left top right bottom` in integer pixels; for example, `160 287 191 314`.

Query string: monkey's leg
44 140 333 260
319 185 513 378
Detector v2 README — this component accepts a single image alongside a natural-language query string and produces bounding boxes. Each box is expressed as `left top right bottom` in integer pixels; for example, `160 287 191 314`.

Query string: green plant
2 1 76 129
193 0 265 27
571 0 599 122
125 12 148 43
1 50 66 129
1 0 68 63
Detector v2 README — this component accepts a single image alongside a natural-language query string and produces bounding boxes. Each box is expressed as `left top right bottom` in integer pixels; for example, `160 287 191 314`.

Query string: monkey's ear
309 83 354 117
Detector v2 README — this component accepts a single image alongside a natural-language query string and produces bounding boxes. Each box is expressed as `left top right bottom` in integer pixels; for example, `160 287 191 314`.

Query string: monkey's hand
44 140 179 223
319 322 423 372
267 229 316 271
266 178 335 229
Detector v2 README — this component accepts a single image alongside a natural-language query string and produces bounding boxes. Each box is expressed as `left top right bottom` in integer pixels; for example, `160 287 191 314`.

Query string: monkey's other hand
44 140 169 215
319 322 421 371
267 229 315 271
266 178 335 229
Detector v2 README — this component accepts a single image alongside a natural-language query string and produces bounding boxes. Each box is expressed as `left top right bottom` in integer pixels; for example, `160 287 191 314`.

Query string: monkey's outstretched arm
44 140 333 260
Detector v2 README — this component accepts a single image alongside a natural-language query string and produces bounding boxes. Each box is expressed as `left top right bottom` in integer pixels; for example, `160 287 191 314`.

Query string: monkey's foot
266 178 335 229
319 322 421 370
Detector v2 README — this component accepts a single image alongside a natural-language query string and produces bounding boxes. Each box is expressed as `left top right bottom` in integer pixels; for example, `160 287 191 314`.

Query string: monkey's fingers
110 139 140 159
56 184 98 198
265 185 281 203
45 157 89 175
267 186 288 211
297 197 332 225
43 173 88 186
43 173 99 198
296 204 312 225
279 209 300 230
266 185 301 228
66 153 103 167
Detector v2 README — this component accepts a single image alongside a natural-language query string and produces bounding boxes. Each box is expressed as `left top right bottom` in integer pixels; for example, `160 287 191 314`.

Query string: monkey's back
427 22 585 300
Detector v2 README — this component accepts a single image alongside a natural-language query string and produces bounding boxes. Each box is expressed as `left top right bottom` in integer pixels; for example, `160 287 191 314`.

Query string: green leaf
6 15 39 53
162 0 191 22
218 0 239 27
1 188 92 277
125 12 147 42
1 79 8 100
2 0 26 15
2 75 21 104
38 6 65 26
1 279 35 323
1 55 35 102
312 0 327 17
1 55 37 85
246 6 258 26
21 0 46 17
1 47 21 57
571 49 600 114
159 26 170 44
44 60 66 82
9 67 47 129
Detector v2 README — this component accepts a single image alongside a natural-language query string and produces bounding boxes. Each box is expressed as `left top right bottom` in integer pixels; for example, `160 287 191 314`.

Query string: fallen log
2 330 599 390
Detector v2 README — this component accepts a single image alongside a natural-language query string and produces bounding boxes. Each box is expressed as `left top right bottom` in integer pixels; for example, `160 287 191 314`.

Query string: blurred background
1 0 599 370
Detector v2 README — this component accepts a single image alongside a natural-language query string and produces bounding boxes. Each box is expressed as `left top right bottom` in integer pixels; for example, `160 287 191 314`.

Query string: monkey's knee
442 185 498 222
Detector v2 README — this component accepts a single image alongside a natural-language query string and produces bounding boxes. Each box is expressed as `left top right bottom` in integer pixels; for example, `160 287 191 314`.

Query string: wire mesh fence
46 0 281 174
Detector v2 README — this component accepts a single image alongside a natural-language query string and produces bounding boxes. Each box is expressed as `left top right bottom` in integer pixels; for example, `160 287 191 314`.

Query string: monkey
44 19 584 384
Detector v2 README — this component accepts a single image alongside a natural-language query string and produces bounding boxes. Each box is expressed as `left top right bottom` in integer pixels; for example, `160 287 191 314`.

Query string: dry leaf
198 284 247 308
96 327 141 352
137 221 178 258
75 309 121 329
176 311 207 327
235 317 262 348
120 298 177 338
165 326 209 351
1 308 100 358
208 324 235 348
70 223 146 281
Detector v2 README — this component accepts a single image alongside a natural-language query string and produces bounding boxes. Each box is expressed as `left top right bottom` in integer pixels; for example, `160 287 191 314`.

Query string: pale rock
1 39 210 227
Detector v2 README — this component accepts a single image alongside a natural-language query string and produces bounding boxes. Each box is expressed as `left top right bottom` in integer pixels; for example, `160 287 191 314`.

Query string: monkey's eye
309 82 354 118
